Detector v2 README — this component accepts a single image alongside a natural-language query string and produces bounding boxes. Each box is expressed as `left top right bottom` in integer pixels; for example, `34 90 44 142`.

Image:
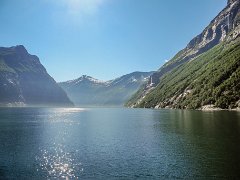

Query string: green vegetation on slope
0 45 73 106
135 37 240 109
0 59 16 73
125 84 146 107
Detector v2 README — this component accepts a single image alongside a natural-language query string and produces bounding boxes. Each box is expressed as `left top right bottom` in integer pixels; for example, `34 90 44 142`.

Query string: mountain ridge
0 45 73 107
126 0 240 110
62 75 108 86
59 71 154 106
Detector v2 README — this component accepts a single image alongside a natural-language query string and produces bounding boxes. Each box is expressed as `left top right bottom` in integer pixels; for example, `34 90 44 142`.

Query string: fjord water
0 108 239 179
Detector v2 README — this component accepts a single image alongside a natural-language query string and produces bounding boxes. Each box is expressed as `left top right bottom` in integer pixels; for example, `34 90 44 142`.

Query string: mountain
0 45 73 107
59 72 154 106
126 0 240 110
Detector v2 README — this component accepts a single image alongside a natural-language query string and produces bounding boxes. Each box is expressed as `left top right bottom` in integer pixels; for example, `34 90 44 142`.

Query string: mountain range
0 45 152 107
0 45 73 107
0 0 239 109
126 0 240 110
59 72 153 106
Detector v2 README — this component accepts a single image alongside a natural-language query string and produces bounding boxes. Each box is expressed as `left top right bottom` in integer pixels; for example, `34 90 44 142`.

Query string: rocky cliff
127 0 240 109
0 45 73 107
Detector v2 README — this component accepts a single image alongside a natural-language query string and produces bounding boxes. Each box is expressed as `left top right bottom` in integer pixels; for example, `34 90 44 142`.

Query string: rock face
228 0 237 5
152 0 239 85
0 45 73 107
127 0 240 109
59 72 153 106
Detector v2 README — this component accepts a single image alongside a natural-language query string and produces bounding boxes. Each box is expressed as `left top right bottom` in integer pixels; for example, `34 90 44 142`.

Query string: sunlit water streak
36 144 83 179
0 108 239 179
35 108 86 179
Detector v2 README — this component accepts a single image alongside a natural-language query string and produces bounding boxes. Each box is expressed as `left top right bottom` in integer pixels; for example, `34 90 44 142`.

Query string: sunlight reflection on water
35 108 86 179
1 108 240 179
54 108 86 113
44 108 86 124
36 144 83 179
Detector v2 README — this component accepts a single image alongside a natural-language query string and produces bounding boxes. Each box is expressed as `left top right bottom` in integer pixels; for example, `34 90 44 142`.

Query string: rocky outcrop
0 45 73 107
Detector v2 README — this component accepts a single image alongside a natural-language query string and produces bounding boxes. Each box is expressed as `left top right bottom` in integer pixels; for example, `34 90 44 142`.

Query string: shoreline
1 104 240 112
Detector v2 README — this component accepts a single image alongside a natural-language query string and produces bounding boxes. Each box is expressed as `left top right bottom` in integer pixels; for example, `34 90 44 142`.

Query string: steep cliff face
127 0 240 108
155 0 239 85
133 36 240 109
0 45 73 107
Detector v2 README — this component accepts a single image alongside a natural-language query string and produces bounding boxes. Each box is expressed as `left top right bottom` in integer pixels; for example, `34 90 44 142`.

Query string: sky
0 0 226 82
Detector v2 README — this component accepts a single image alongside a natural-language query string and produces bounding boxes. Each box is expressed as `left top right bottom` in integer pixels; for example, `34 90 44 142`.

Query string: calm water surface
0 108 239 179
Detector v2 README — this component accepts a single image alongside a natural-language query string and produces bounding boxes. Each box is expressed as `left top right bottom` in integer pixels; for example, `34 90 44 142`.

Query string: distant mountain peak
79 75 105 83
80 75 93 80
65 75 107 85
59 71 154 106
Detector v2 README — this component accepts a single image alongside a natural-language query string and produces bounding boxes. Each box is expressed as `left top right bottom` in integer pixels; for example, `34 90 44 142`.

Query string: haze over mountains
127 0 240 110
0 0 239 109
0 45 73 107
59 72 153 106
0 44 152 107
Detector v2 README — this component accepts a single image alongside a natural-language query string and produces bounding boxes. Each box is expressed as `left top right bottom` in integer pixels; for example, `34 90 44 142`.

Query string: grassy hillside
133 36 240 109
126 1 240 109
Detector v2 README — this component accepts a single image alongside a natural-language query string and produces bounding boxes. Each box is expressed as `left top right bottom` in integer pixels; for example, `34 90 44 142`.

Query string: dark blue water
0 108 240 179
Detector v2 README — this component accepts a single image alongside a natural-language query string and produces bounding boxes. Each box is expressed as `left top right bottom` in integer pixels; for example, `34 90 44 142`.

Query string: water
0 108 240 179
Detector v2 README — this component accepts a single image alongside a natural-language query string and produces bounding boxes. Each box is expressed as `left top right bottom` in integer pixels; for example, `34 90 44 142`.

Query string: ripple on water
36 144 83 179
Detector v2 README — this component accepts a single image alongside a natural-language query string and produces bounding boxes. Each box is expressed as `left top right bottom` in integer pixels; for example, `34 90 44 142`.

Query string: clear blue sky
0 0 226 82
